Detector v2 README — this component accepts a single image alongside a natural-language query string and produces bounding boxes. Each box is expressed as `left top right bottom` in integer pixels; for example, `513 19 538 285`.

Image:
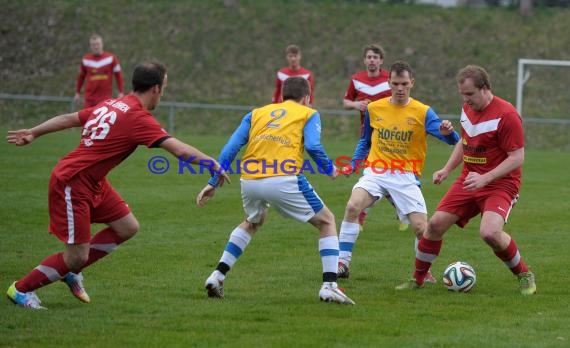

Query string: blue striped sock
319 235 339 282
219 227 252 272
339 221 360 264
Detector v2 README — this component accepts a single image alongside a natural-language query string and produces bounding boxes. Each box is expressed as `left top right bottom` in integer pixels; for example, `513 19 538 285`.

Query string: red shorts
436 181 519 228
48 175 131 244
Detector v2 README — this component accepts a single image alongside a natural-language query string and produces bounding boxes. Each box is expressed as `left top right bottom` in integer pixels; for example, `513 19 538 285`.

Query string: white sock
219 227 252 269
338 221 360 264
319 235 339 275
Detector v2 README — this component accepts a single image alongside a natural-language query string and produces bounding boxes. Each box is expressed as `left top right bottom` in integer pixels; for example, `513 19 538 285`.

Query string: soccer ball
442 261 476 292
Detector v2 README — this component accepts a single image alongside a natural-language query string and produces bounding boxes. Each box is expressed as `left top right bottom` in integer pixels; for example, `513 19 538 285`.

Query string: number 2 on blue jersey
266 108 287 129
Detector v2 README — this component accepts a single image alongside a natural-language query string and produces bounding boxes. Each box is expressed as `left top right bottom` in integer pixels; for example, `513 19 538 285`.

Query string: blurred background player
6 60 229 309
272 44 314 106
396 65 536 295
74 33 124 108
198 77 354 305
342 44 408 232
338 61 459 282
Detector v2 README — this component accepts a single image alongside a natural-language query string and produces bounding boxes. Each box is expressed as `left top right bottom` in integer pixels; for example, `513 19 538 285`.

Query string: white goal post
516 58 570 116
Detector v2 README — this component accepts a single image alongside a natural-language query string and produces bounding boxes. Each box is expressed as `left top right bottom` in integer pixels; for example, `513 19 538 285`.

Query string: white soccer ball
442 261 476 292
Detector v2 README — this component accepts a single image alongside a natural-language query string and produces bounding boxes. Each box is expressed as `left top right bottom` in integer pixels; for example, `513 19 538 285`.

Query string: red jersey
76 51 124 107
53 94 170 188
459 96 524 192
272 67 314 104
344 70 391 126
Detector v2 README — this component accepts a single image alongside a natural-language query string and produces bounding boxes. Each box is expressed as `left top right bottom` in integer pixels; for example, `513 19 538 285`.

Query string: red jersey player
272 44 315 105
7 60 230 309
74 34 124 108
397 65 536 295
343 44 391 136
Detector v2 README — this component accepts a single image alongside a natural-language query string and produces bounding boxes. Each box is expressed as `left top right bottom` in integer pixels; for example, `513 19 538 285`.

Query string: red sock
79 227 126 272
16 252 70 292
494 238 529 274
414 238 443 285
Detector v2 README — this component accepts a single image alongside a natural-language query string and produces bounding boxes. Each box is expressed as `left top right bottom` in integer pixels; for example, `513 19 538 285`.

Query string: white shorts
240 175 325 223
353 168 427 224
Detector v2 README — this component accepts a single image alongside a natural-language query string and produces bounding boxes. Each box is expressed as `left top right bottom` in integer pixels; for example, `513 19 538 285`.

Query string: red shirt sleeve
77 106 98 125
75 59 87 93
130 111 170 147
344 78 356 101
114 71 124 94
272 74 282 103
113 55 124 94
308 72 315 104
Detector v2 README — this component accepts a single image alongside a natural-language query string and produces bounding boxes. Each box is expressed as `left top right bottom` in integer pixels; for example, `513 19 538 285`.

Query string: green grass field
1 129 569 347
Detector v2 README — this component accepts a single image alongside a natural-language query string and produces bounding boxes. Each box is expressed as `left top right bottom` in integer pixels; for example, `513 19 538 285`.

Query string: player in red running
396 65 536 295
6 60 229 309
74 34 124 108
272 44 315 106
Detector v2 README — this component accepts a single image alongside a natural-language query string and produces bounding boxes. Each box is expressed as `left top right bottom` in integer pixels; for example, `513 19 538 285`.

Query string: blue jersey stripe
296 174 324 214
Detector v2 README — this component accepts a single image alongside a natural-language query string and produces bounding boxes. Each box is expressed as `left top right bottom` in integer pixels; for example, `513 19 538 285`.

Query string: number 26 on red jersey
82 106 117 140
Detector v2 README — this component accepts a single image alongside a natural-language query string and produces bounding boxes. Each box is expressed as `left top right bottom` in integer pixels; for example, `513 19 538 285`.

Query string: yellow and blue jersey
352 97 459 177
209 100 333 185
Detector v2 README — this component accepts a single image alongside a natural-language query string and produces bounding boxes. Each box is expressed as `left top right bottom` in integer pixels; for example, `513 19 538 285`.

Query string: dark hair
363 44 385 59
282 77 310 102
132 60 167 93
457 65 491 89
390 60 413 79
286 44 300 55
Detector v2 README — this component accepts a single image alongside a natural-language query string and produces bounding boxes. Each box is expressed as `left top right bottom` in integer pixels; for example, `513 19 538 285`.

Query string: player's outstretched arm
7 129 34 146
425 109 460 145
343 99 368 111
160 138 231 186
433 142 463 184
438 120 455 136
303 112 338 178
196 184 216 207
330 165 339 180
7 112 81 146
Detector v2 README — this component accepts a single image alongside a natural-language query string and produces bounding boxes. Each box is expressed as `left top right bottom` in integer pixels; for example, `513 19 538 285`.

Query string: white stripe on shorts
64 185 75 244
